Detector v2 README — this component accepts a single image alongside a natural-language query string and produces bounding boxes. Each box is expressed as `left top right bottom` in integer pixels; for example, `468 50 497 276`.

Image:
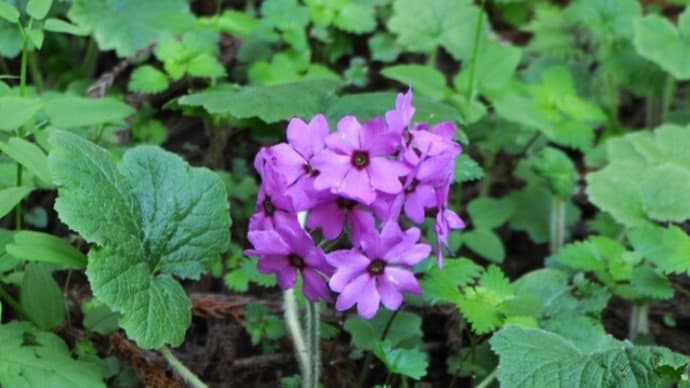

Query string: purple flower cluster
245 90 465 319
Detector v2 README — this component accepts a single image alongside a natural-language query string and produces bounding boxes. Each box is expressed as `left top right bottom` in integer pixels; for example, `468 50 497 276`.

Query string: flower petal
335 272 370 311
338 168 376 205
257 254 290 273
377 276 403 311
384 267 421 295
287 114 329 159
369 158 408 194
307 200 345 240
269 143 305 186
247 230 291 255
302 268 332 302
356 277 381 319
312 150 352 191
276 267 298 289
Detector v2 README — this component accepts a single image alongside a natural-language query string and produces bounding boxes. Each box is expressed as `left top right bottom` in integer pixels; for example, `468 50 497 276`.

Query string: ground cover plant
0 0 690 387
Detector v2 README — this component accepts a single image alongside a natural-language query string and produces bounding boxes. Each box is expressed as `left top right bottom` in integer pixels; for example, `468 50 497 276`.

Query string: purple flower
326 222 430 319
246 223 333 302
311 116 408 205
433 182 465 268
385 89 415 135
248 163 299 232
269 114 330 210
306 194 375 243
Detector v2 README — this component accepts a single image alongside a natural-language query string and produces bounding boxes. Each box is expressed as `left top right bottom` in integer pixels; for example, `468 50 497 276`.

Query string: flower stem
159 347 208 388
283 289 309 382
0 284 27 321
358 309 401 385
466 0 486 101
13 26 30 230
475 368 498 388
661 73 676 124
305 301 320 388
549 196 566 254
628 303 649 341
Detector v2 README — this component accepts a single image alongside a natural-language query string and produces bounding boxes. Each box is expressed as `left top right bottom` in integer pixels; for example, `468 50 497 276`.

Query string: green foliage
381 65 450 101
154 29 225 80
373 340 428 380
0 186 32 218
344 310 423 351
420 257 483 303
491 326 689 388
628 224 690 275
179 79 340 123
5 230 87 269
20 263 65 330
0 136 51 185
128 65 169 94
388 0 487 61
48 131 230 348
0 322 106 387
68 0 194 57
0 96 42 131
244 303 285 346
634 7 690 80
43 96 134 128
526 147 577 199
587 124 690 226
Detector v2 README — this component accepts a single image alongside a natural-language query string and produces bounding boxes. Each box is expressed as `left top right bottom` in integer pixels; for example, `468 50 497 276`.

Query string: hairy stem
475 368 498 388
159 347 208 388
661 73 676 124
305 301 320 388
283 289 309 382
549 196 566 254
628 303 650 341
466 0 486 101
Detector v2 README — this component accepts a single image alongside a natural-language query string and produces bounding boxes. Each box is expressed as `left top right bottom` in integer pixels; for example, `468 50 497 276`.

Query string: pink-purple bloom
245 89 466 319
246 223 333 302
326 222 429 319
311 116 408 205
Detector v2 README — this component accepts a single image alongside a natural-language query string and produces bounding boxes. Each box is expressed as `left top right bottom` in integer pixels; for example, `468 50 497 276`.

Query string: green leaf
187 53 226 79
325 91 463 127
388 0 488 61
82 300 120 335
565 0 641 42
0 2 19 23
555 240 607 271
48 131 231 348
0 96 42 131
463 228 505 263
457 265 513 333
20 263 65 330
0 137 52 184
630 266 674 300
490 326 689 388
333 2 377 34
373 341 428 380
0 19 22 57
344 310 422 351
420 257 483 303
527 147 578 199
199 10 259 38
454 154 484 182
0 322 106 387
634 7 690 80
43 18 89 35
467 197 515 229
453 41 522 94
179 80 340 123
381 64 450 101
27 26 44 49
44 96 134 128
0 186 33 219
507 184 580 244
587 124 690 226
26 0 53 20
68 0 194 57
628 224 690 274
368 33 400 62
128 65 169 93
5 231 87 269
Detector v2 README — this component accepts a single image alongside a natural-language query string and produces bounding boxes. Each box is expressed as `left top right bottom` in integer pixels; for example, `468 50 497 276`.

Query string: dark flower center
405 179 419 194
262 197 275 215
303 163 319 177
403 131 413 145
337 197 356 210
288 254 305 270
351 150 370 169
367 259 386 276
